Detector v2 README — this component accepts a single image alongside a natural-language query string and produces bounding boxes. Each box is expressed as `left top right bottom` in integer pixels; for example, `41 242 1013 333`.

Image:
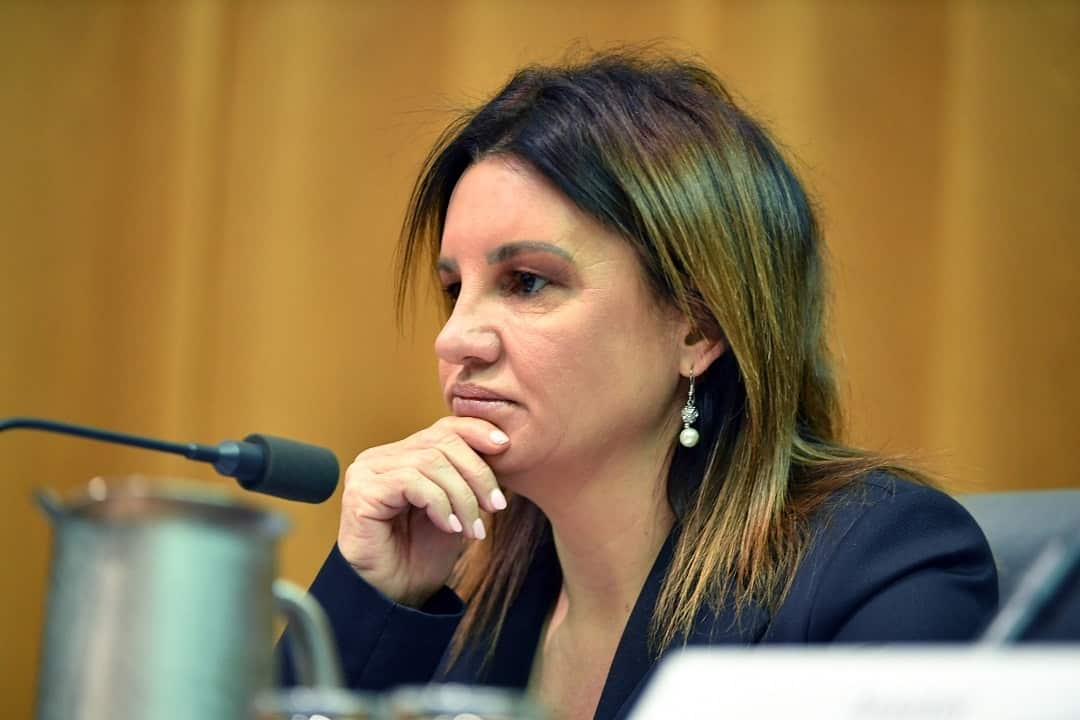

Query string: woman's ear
679 322 727 377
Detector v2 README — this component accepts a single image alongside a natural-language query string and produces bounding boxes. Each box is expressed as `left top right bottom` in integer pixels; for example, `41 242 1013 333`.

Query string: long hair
397 50 922 661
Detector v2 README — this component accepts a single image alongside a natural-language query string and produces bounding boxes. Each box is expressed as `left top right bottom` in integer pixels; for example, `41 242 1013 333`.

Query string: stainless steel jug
35 476 341 720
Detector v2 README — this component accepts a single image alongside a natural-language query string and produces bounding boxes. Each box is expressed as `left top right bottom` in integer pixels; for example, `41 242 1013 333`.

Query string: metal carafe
35 476 341 720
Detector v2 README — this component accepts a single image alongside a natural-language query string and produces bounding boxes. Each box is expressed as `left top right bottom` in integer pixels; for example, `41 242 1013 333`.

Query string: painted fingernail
472 518 487 540
448 513 463 533
490 488 508 511
489 430 510 445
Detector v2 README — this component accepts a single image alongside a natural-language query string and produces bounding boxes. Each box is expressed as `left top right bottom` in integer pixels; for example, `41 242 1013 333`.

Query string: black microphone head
236 434 339 504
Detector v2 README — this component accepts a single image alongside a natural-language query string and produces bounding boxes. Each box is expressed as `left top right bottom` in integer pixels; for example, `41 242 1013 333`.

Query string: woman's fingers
337 416 510 604
429 415 513 457
424 420 508 514
394 468 466 535
361 416 510 537
403 448 486 539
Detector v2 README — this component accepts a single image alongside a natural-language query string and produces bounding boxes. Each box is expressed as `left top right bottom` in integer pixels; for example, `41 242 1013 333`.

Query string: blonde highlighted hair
398 50 924 662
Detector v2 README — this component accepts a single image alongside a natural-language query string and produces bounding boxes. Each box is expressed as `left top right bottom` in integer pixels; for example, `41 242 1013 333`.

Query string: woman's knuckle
355 444 385 461
344 462 370 485
431 416 456 433
417 424 448 444
411 446 439 468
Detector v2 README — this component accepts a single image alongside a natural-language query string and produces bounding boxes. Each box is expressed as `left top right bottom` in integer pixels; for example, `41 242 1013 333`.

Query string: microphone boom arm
0 416 220 462
1 416 339 504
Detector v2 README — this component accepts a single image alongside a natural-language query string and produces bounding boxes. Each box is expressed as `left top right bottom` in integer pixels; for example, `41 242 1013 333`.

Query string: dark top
281 474 998 719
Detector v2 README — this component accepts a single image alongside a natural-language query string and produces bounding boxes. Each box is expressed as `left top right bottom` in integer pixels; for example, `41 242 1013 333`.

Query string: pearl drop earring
679 369 700 448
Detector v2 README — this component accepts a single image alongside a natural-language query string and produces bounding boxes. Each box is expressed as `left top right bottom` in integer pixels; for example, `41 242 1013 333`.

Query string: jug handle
273 579 345 689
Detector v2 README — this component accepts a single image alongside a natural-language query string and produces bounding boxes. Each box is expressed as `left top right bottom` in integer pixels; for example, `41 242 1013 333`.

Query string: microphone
0 416 339 503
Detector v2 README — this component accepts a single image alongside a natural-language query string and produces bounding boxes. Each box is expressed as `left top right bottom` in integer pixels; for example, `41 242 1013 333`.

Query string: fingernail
472 518 487 540
448 514 463 533
490 488 508 511
489 429 510 445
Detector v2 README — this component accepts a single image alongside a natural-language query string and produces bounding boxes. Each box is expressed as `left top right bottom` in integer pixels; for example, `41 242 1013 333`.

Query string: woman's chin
482 448 536 493
482 446 520 475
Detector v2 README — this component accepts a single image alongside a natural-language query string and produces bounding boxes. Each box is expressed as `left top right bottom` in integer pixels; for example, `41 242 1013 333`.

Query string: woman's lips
448 384 517 420
450 396 516 419
450 383 511 402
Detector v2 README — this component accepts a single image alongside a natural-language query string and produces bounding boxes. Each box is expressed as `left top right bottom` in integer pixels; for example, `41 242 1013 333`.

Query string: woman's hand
337 416 511 607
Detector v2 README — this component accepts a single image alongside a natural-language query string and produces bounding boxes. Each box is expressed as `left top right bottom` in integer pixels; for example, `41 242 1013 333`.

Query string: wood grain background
2 1 1077 715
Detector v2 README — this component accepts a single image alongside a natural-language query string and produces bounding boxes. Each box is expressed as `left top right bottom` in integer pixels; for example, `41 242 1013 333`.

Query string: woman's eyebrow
485 241 574 265
437 241 575 274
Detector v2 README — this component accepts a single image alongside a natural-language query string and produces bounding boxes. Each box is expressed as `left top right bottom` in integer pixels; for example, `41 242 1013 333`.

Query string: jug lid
38 475 289 536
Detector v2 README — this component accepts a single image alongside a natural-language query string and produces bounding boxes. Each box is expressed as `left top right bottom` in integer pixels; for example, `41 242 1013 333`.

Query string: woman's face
436 156 688 494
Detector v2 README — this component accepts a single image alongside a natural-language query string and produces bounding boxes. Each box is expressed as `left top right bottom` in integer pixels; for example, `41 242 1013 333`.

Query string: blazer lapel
439 537 562 688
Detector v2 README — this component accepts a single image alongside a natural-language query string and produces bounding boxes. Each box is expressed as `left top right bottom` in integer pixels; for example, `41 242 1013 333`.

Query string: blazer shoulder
769 472 998 642
816 472 984 544
827 470 962 513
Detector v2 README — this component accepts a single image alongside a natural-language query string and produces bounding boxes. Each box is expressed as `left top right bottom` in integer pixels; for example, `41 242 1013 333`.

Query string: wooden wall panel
1 1 1076 715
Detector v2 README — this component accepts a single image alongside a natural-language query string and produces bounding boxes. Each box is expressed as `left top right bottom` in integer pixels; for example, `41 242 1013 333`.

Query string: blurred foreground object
384 684 546 719
630 647 1080 719
254 687 380 720
254 683 545 720
35 477 342 720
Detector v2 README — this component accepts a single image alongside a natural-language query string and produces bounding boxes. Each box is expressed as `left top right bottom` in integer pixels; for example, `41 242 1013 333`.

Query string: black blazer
282 474 998 719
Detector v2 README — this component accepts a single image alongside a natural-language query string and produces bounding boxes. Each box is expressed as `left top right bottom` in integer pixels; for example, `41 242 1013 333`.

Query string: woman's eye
504 271 550 296
442 282 461 302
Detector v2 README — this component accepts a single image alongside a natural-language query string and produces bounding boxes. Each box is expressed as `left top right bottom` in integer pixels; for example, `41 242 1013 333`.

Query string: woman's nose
434 299 501 367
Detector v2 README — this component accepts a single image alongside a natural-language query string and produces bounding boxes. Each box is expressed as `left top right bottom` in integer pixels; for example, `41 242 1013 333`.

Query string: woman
284 52 997 719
